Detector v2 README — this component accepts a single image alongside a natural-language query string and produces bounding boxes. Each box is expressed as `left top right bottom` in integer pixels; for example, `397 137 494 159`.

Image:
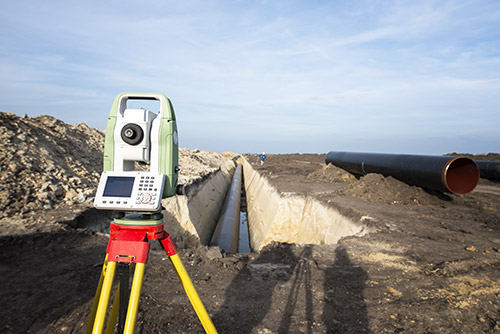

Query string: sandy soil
1 153 500 333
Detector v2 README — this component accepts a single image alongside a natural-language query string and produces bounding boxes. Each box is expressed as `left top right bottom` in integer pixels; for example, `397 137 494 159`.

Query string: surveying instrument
87 93 217 334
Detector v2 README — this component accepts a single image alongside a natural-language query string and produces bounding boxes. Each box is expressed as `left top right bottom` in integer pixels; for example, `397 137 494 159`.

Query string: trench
205 158 366 252
209 163 252 253
76 156 365 252
240 159 365 251
238 170 251 253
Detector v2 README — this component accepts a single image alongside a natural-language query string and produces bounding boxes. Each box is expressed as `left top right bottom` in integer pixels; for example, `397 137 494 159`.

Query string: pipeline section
475 160 500 180
325 151 480 195
210 163 242 253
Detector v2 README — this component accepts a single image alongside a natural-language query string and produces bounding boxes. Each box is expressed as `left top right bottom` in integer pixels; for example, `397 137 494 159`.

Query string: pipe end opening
444 157 480 195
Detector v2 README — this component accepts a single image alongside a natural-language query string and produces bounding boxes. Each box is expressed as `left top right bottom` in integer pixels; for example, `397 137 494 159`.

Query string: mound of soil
0 112 104 217
446 152 500 161
343 173 442 205
307 164 356 183
177 148 236 187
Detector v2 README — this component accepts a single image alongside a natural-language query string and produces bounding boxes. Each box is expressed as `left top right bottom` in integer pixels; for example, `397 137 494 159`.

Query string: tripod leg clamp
159 234 178 256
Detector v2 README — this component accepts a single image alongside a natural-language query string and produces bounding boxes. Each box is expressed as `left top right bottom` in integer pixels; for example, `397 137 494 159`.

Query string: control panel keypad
94 171 165 211
137 175 161 206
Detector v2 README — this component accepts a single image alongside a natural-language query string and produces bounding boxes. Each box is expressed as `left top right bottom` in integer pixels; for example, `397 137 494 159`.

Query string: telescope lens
124 128 134 138
121 123 144 145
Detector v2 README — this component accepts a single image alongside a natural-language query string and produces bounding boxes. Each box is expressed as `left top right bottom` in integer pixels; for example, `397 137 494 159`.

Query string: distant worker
259 152 267 166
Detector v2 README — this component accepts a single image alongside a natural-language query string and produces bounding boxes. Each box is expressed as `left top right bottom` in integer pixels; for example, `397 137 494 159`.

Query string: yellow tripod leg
170 253 218 334
123 262 146 334
86 255 109 334
92 261 117 334
107 262 133 334
105 285 120 334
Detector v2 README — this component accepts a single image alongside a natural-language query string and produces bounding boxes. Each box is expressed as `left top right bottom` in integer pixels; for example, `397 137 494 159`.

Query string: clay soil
2 154 500 333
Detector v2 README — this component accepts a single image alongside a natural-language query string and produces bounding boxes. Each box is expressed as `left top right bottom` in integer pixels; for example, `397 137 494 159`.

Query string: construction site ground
1 153 500 333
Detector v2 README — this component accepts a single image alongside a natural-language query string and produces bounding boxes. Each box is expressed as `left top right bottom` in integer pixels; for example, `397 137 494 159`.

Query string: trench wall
241 158 366 251
162 166 235 249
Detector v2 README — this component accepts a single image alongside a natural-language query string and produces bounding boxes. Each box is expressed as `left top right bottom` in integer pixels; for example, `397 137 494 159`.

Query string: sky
0 0 499 155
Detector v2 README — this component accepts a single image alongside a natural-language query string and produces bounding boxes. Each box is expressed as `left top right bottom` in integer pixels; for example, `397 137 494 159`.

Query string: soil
1 147 500 332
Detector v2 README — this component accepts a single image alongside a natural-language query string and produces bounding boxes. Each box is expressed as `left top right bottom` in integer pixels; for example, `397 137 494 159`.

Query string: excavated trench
78 157 365 252
162 157 365 252
240 159 365 251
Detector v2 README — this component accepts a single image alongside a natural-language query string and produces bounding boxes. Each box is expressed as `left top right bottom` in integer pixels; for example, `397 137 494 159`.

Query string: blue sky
1 1 499 154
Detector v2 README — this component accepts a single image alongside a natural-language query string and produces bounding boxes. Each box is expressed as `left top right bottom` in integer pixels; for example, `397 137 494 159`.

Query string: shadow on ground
214 243 369 333
323 246 369 333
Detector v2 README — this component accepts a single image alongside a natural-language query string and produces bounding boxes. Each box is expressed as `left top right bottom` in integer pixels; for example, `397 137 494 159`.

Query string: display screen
103 176 135 197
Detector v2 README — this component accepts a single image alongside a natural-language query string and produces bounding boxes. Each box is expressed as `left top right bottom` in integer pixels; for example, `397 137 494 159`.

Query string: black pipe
210 163 242 253
325 151 479 195
475 160 500 180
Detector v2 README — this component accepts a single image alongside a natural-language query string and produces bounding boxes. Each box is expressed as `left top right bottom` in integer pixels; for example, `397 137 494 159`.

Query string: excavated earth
1 112 500 333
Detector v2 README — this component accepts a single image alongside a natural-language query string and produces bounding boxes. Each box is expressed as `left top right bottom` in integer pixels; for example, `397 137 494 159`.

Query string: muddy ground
1 153 500 333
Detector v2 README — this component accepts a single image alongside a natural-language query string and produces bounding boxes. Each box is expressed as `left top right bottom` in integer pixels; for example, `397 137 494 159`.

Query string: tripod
86 212 218 334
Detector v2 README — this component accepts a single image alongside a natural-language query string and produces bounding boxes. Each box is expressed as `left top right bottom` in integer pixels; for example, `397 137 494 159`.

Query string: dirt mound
343 173 441 205
178 148 236 186
446 152 500 161
0 112 105 217
307 164 356 183
307 163 441 205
